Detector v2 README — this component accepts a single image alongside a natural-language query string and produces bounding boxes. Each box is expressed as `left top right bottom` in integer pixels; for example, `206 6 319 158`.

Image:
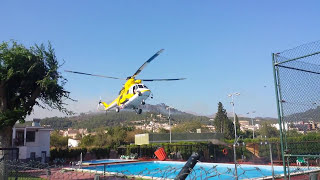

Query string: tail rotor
97 96 104 111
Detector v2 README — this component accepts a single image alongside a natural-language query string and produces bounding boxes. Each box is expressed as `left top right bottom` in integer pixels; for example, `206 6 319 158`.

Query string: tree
235 114 241 133
0 41 72 149
258 122 279 138
79 134 95 147
50 130 68 148
94 128 109 147
213 102 228 133
223 118 235 139
213 102 237 139
240 130 253 139
125 128 145 144
75 132 83 140
157 128 169 133
172 120 209 133
107 126 127 147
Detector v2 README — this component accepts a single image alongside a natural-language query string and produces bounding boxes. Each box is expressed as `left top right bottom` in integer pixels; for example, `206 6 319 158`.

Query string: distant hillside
206 112 277 124
286 106 320 122
33 103 210 131
20 103 279 130
143 103 189 115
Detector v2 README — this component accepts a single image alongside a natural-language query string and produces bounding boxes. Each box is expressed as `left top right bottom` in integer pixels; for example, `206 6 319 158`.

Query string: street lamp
228 92 240 180
166 106 173 143
246 111 256 139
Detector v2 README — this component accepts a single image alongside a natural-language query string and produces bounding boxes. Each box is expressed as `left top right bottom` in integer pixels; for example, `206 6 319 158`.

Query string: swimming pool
81 161 293 179
82 159 129 165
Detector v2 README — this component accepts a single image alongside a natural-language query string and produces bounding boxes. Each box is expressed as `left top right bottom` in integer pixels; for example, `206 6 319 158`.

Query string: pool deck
63 166 166 180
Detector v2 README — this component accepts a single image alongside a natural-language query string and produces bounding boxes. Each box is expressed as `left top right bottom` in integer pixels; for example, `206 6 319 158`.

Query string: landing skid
135 108 142 114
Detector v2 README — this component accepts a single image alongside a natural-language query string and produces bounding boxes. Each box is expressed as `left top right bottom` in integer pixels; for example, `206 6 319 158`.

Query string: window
26 131 35 142
133 86 136 94
15 131 24 146
138 85 144 88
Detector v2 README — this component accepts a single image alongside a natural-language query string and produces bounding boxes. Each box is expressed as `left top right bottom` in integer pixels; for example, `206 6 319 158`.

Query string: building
63 128 88 139
63 128 79 139
12 119 53 163
239 120 250 126
68 138 80 148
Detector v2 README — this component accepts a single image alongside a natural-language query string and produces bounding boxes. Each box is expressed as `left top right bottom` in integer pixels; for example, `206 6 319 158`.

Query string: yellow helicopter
65 49 185 114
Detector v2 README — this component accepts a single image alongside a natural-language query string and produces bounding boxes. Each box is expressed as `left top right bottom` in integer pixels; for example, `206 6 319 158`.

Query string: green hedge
50 148 87 161
124 140 320 162
50 147 110 162
90 147 111 159
124 142 234 161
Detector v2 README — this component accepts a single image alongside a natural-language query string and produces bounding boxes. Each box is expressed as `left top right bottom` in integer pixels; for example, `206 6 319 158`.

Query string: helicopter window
138 85 144 88
144 85 148 88
133 86 136 94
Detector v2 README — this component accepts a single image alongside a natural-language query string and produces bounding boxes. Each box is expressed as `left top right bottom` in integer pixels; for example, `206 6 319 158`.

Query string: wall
135 133 149 145
18 129 51 162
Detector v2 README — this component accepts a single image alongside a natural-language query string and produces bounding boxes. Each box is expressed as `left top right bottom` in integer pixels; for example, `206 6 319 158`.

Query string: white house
68 138 79 148
12 119 53 163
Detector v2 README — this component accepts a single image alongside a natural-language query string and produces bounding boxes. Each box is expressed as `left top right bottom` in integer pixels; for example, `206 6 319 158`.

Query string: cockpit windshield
138 85 144 88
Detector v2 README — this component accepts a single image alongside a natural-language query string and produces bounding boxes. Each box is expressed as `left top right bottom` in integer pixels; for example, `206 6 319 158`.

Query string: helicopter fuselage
100 79 151 112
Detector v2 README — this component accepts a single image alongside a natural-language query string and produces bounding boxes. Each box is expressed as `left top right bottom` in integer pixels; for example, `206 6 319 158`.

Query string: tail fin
99 101 109 110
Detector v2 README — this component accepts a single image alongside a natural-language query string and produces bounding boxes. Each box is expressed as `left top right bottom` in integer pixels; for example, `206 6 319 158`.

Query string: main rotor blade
141 78 186 81
65 70 126 80
130 49 164 79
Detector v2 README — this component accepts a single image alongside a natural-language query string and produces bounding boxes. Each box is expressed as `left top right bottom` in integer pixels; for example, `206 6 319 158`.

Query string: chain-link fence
0 145 319 180
273 40 320 178
0 148 19 161
0 160 128 180
0 159 282 180
119 142 320 179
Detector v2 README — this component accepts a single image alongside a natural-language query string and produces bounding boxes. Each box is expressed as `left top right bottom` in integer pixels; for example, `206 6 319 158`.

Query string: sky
1 0 320 119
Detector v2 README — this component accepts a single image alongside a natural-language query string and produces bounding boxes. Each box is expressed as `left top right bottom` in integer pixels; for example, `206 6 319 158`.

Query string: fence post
47 167 51 178
269 143 274 180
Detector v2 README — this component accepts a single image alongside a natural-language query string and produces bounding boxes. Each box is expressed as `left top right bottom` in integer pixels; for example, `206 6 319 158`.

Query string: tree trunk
0 126 13 180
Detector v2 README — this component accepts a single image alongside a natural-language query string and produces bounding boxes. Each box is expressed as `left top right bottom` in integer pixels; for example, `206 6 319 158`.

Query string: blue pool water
82 161 289 179
82 159 128 164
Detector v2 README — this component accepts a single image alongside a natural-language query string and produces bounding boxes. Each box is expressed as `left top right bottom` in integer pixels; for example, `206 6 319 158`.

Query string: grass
8 172 44 180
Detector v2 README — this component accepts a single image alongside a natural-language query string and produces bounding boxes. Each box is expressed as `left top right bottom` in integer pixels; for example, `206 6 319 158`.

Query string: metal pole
272 53 287 179
269 143 275 180
231 95 238 180
80 152 82 169
252 118 255 139
169 107 171 143
287 156 291 180
275 51 320 65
